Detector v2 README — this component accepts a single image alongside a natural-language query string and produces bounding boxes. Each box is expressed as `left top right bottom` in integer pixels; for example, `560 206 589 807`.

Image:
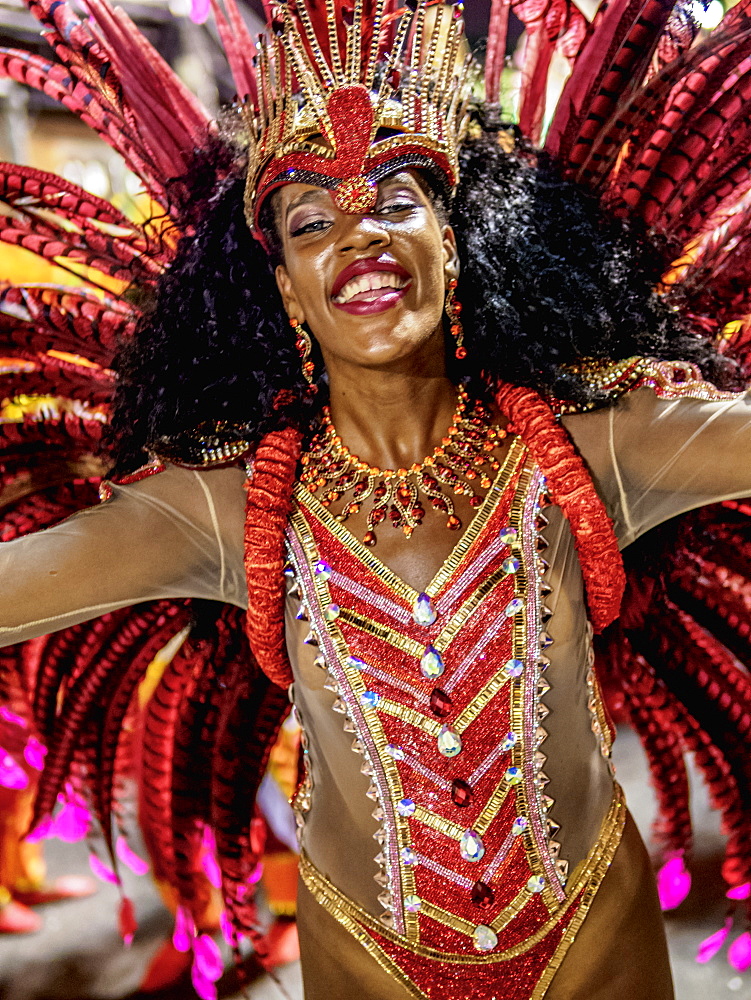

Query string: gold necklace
299 387 507 546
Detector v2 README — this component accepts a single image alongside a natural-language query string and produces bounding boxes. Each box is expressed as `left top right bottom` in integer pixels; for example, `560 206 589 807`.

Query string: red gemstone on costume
451 778 473 807
471 880 494 908
430 688 452 717
455 347 467 360
447 514 462 530
364 531 376 547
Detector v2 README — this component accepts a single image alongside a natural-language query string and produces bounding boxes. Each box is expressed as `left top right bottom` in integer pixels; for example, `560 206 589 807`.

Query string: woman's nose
336 215 391 253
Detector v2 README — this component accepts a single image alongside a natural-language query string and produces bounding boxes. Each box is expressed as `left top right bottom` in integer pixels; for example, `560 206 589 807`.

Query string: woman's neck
325 368 459 472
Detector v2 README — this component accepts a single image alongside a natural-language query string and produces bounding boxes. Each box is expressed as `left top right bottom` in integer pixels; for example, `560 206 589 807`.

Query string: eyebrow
285 189 331 220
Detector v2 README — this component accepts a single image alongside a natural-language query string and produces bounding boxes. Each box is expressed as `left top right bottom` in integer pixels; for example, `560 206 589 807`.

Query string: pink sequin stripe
481 829 516 881
469 739 513 786
415 852 473 889
521 471 566 903
286 526 406 935
330 569 412 626
436 527 509 614
402 752 452 792
445 608 509 694
360 663 426 703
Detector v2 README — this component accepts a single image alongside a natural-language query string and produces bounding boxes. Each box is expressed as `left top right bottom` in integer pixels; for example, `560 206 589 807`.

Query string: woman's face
274 172 459 374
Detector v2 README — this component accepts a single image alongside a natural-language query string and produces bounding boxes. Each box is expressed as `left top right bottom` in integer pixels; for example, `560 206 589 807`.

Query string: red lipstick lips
331 258 412 316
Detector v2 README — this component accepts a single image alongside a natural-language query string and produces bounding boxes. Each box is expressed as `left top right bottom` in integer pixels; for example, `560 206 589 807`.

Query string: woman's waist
298 778 626 956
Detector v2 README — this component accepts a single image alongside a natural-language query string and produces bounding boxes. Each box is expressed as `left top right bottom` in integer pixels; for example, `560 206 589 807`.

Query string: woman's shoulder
100 421 250 503
148 420 252 470
554 356 742 417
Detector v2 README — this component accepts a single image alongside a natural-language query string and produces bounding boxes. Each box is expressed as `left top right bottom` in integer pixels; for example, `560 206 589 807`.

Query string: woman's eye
377 199 417 215
290 217 331 237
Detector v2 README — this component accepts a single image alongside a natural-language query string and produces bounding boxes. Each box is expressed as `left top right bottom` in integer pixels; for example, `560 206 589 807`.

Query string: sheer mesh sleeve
564 386 751 546
0 463 248 647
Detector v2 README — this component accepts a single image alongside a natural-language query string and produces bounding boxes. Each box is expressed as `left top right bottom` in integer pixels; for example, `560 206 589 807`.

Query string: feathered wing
0 0 293 978
489 0 751 955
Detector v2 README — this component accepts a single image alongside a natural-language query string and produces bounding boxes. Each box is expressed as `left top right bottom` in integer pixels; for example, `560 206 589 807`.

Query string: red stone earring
290 317 315 385
445 279 465 360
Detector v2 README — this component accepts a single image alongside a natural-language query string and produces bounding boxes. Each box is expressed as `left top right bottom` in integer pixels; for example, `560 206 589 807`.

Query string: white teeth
334 271 408 303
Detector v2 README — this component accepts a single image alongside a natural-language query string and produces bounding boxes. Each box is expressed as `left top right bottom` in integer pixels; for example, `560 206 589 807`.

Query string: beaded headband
243 0 471 237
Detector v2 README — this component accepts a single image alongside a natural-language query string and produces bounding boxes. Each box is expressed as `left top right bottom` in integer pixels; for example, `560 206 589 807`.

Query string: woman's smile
274 172 459 372
331 257 413 314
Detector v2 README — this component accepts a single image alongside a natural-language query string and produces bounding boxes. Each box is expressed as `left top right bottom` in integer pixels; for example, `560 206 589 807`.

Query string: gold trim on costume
299 783 626 973
292 437 526 604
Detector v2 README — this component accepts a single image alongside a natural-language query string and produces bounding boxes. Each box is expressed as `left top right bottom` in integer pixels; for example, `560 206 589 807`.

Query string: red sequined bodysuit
285 437 625 999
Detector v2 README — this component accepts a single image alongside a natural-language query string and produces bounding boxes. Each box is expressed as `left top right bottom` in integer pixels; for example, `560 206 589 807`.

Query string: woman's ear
275 264 306 324
442 224 460 282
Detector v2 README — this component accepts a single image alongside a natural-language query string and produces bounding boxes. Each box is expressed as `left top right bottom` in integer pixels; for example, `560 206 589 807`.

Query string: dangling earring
290 317 315 386
445 279 466 360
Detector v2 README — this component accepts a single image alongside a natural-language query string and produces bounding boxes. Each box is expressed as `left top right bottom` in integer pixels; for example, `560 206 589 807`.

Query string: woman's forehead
278 171 427 214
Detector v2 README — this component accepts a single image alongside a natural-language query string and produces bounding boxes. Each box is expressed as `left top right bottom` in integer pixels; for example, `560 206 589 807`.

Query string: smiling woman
274 174 455 379
2 2 751 1000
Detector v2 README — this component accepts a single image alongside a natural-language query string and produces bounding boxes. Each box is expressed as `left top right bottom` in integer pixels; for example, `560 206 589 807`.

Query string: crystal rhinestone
502 556 520 575
501 732 518 751
420 645 445 679
386 744 405 760
348 656 366 670
324 603 340 622
314 560 332 580
504 658 524 678
404 894 422 913
437 725 462 758
460 829 485 862
527 875 545 894
360 690 381 709
540 631 554 648
512 816 529 836
451 778 473 807
471 880 495 908
413 592 437 626
401 847 418 866
505 598 524 617
397 798 416 817
473 925 498 952
429 687 453 717
505 766 523 785
499 527 518 544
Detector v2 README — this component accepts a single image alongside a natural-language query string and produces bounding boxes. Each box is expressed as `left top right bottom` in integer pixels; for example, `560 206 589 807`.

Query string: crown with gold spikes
243 0 472 235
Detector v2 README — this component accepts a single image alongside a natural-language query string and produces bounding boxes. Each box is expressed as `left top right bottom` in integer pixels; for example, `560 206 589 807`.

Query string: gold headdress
244 1 472 234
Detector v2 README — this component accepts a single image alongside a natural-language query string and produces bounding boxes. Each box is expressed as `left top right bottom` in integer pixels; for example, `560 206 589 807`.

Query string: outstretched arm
0 462 248 647
565 382 751 546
